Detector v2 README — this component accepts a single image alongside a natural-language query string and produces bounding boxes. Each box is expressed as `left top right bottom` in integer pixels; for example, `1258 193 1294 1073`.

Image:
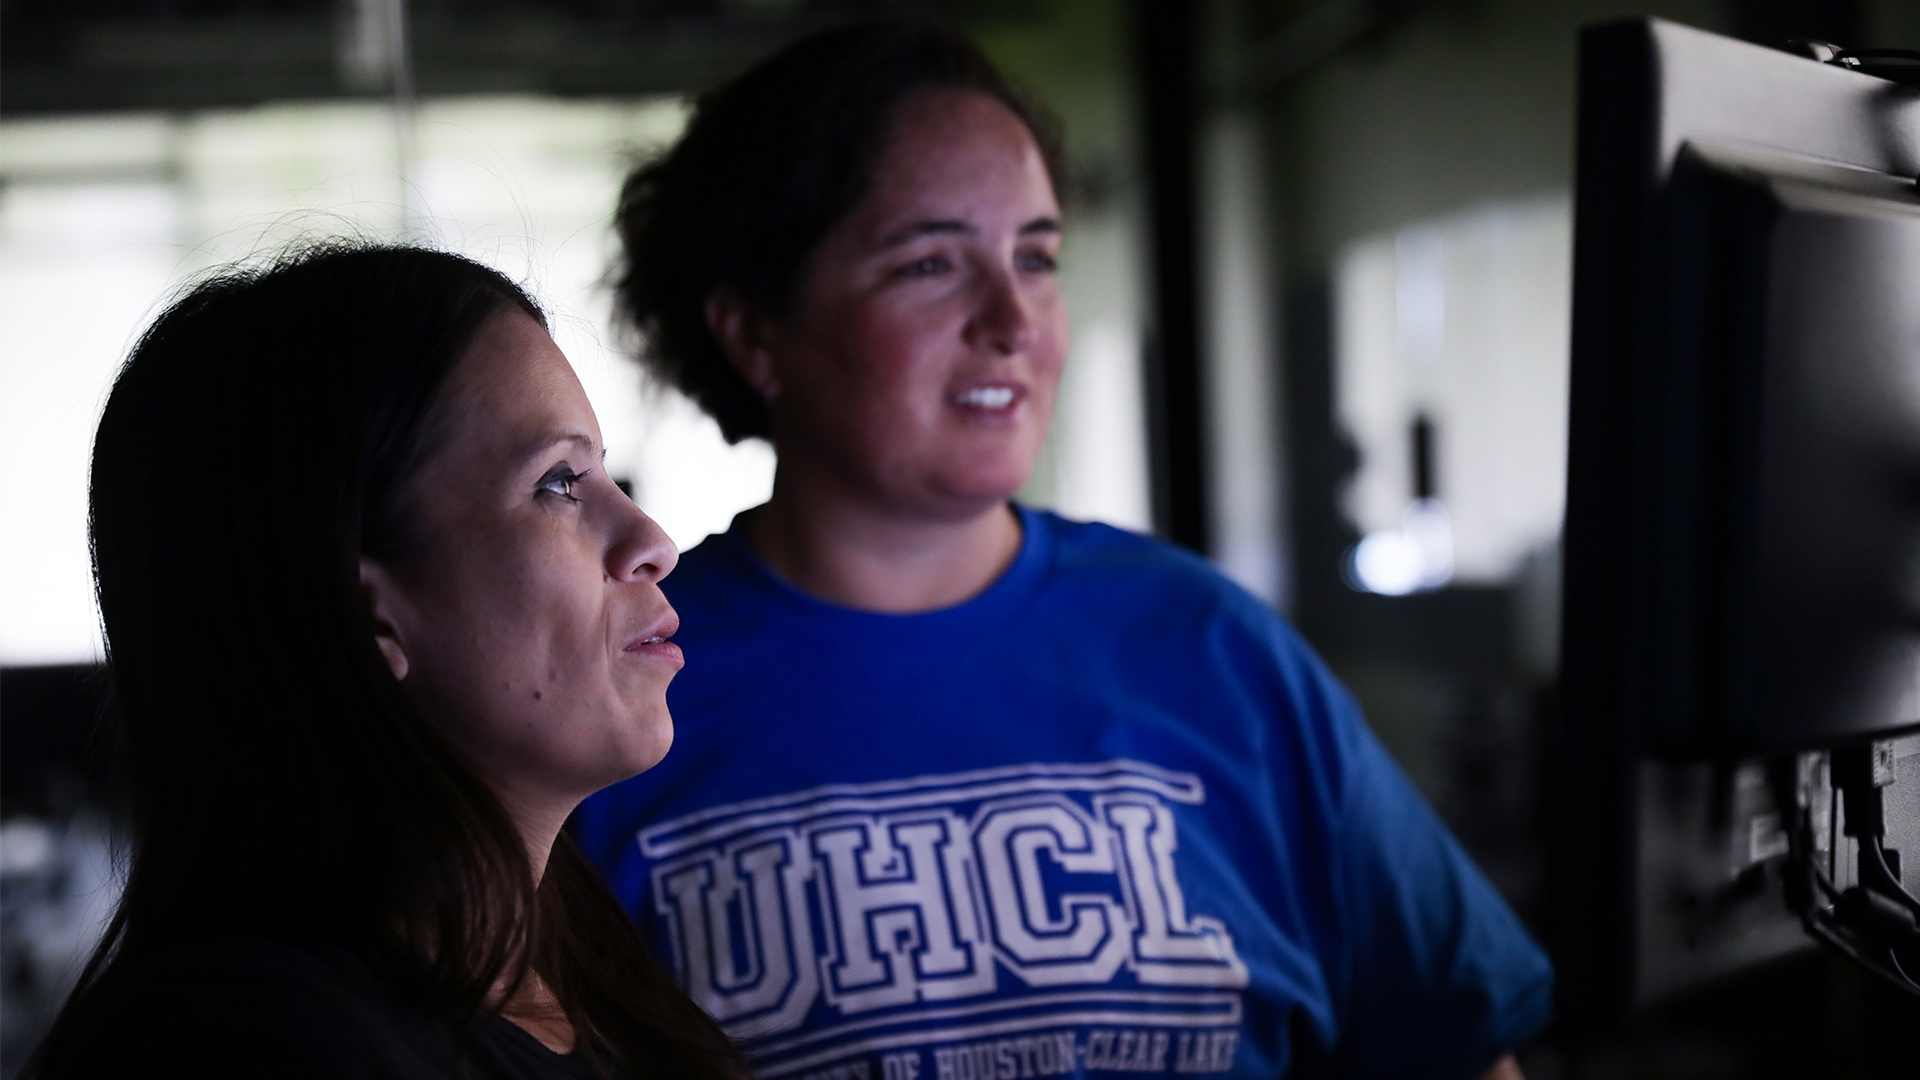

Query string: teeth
957 386 1016 409
642 636 664 644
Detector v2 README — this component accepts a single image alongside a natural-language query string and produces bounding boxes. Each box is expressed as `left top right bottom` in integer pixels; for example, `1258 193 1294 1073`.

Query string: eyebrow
880 219 970 246
516 432 599 462
878 215 1062 247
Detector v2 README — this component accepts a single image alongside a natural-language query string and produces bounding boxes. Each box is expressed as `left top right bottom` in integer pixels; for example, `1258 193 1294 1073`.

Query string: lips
624 610 683 666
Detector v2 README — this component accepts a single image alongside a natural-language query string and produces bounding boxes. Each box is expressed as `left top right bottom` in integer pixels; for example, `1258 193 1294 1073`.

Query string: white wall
0 96 777 666
1334 193 1571 587
1200 110 1284 608
1044 197 1154 538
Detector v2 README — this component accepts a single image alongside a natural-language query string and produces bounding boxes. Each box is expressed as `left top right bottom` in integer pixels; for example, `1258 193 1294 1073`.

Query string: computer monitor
1555 17 1920 1028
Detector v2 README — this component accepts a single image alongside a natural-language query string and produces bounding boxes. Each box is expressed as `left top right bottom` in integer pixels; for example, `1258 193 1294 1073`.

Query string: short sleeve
1327 713 1554 1079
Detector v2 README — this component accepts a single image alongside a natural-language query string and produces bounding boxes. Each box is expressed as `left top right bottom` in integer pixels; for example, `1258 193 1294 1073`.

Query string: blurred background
3 1 1918 1076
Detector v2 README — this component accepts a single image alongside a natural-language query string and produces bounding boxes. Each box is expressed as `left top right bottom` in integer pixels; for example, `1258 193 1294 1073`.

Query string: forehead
857 89 1058 221
440 310 594 442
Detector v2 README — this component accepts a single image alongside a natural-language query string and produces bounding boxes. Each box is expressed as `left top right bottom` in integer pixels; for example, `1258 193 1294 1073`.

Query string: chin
604 704 676 782
940 457 1035 501
959 477 1031 507
921 487 1020 522
632 719 676 775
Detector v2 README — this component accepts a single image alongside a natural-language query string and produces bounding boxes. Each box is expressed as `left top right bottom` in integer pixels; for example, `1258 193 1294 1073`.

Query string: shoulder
37 934 444 1080
1028 508 1273 621
1028 508 1205 574
660 527 736 588
1028 509 1368 749
659 524 767 615
1027 508 1328 681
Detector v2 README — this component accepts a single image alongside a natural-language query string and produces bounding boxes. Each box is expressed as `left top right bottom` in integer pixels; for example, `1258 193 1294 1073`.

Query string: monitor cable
1780 743 1920 999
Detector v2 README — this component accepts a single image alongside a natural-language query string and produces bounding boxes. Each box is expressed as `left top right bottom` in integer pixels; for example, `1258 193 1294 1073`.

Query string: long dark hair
613 21 1064 443
27 243 739 1078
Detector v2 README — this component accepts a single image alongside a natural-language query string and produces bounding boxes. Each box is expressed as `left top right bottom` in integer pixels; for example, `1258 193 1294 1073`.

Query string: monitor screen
1554 17 1920 1026
1654 142 1920 755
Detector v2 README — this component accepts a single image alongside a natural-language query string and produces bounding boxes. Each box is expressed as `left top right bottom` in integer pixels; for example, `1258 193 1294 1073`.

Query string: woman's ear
358 558 412 682
704 285 782 405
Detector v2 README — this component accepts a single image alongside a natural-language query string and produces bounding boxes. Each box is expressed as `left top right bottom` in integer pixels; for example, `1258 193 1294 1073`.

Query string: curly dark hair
612 22 1065 443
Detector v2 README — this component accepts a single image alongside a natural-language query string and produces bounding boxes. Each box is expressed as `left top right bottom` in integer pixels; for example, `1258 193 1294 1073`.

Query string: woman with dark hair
577 22 1549 1080
26 244 743 1080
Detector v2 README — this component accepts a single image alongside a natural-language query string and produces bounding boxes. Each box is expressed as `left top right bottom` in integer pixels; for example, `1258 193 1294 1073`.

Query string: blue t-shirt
576 507 1551 1080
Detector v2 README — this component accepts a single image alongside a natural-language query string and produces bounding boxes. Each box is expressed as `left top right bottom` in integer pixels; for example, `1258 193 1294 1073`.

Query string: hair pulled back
613 21 1064 443
31 244 739 1079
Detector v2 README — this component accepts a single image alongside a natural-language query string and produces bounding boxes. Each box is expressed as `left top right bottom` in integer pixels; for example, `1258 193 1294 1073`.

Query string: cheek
846 300 954 387
1035 306 1069 384
393 489 665 789
417 565 669 786
447 540 570 638
414 535 596 700
1037 282 1069 349
794 303 950 432
1020 303 1069 421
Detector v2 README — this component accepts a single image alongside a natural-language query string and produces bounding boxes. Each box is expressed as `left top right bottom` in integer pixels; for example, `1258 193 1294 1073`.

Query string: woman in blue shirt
579 23 1549 1080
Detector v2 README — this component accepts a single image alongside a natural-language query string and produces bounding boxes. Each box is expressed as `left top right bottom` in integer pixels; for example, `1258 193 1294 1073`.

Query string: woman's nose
967 267 1038 355
606 491 678 584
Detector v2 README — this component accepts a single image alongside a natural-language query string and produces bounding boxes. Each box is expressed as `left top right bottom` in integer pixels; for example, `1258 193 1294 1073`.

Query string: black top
36 933 630 1080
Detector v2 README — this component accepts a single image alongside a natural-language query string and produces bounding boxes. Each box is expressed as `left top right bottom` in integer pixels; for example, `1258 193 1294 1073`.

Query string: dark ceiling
1 0 1037 116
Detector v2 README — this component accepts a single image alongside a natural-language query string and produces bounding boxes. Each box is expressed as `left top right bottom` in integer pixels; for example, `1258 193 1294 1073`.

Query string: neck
494 788 574 887
749 466 1024 613
493 795 577 1054
497 968 576 1054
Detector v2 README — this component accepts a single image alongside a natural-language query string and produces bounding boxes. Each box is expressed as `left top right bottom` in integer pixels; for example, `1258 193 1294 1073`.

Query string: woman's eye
537 465 587 503
1016 249 1058 274
898 255 952 278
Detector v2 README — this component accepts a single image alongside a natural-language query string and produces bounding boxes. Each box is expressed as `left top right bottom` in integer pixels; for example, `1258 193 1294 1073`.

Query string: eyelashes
1016 249 1058 273
892 254 955 280
537 464 590 503
893 248 1058 280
